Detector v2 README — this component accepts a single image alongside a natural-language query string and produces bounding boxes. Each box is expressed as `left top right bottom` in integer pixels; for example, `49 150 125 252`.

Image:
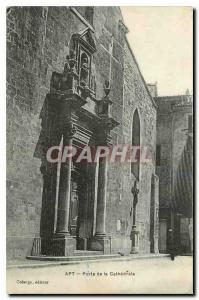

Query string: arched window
131 109 140 180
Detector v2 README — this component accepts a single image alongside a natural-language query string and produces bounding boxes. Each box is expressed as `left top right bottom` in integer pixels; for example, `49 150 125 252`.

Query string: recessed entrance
159 219 167 253
69 162 95 250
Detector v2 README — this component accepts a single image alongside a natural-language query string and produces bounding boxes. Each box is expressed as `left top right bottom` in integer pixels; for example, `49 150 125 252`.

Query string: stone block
52 236 76 256
90 237 111 254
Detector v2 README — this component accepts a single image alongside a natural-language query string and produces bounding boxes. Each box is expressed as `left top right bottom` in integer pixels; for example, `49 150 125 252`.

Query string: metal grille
31 237 65 256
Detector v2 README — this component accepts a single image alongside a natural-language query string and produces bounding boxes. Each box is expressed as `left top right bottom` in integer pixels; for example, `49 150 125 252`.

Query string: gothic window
131 109 140 180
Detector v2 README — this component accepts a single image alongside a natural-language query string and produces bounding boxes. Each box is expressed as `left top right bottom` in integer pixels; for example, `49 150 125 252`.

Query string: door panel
159 219 167 253
69 191 79 237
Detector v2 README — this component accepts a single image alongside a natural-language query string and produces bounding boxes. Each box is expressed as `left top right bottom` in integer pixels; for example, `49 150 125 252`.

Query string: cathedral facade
7 7 159 260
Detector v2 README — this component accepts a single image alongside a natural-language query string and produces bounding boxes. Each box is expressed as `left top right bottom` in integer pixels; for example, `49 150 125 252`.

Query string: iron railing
31 237 64 256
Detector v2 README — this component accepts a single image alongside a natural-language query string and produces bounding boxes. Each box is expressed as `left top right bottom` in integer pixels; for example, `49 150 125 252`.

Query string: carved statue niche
97 80 113 116
70 28 96 95
79 53 90 87
50 28 97 98
60 51 77 91
50 49 78 93
59 56 70 91
50 72 62 92
104 80 110 98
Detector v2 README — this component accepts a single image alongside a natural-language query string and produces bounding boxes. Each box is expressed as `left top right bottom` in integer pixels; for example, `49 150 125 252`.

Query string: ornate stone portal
34 28 119 256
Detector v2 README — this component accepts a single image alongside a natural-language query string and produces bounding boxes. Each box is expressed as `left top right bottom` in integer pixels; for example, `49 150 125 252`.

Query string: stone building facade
155 91 193 253
7 6 159 260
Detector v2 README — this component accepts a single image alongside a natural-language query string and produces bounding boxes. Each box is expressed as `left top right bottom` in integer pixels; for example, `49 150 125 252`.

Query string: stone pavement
7 253 169 268
7 255 193 294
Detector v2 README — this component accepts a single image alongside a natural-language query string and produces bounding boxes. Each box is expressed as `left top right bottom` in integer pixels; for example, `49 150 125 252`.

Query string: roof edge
125 36 158 109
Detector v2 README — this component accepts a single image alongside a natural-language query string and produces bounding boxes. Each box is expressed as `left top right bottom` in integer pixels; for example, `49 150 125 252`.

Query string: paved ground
7 256 193 294
7 253 169 267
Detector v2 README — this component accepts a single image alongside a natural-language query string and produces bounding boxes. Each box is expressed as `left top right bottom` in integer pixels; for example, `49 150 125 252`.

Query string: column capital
95 129 111 147
64 122 77 139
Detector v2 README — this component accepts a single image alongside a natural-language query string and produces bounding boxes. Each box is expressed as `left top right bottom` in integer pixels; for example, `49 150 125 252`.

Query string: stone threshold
7 253 170 269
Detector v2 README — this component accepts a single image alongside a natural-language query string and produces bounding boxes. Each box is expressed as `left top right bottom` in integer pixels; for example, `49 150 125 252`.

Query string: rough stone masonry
7 7 159 260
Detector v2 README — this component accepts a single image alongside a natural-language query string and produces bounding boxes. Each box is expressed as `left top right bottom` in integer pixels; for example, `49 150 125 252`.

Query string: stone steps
8 253 170 269
26 253 119 262
74 250 103 256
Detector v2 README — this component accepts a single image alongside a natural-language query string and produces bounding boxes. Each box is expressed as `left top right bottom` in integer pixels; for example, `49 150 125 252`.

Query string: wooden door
69 190 79 237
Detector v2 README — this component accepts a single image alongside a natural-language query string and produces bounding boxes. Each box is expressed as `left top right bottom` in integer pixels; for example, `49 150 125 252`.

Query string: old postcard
6 6 193 294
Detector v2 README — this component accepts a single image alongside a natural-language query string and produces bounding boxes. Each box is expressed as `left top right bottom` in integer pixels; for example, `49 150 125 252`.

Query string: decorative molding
70 7 95 32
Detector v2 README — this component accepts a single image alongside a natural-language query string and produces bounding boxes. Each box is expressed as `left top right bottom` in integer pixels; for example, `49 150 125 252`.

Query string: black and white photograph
5 4 193 294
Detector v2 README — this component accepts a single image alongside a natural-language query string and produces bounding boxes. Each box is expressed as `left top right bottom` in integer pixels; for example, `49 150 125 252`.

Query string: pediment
73 28 96 53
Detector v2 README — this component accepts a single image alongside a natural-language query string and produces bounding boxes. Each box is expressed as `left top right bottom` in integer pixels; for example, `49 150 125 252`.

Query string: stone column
53 124 76 256
95 156 108 237
150 174 159 254
130 180 139 254
91 154 110 253
55 136 72 236
40 162 57 255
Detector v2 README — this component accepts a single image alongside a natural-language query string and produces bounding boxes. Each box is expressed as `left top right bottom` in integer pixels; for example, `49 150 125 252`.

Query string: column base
77 238 88 250
90 235 110 254
153 234 159 254
52 235 76 256
40 237 53 256
130 225 139 254
130 247 139 254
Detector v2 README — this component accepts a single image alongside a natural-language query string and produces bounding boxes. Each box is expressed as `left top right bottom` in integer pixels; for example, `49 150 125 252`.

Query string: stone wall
104 39 158 254
156 96 192 252
115 41 158 253
7 6 158 259
156 101 173 209
172 106 193 185
156 97 192 208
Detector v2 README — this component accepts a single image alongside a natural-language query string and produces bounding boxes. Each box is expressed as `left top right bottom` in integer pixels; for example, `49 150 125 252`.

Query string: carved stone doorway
69 162 94 250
